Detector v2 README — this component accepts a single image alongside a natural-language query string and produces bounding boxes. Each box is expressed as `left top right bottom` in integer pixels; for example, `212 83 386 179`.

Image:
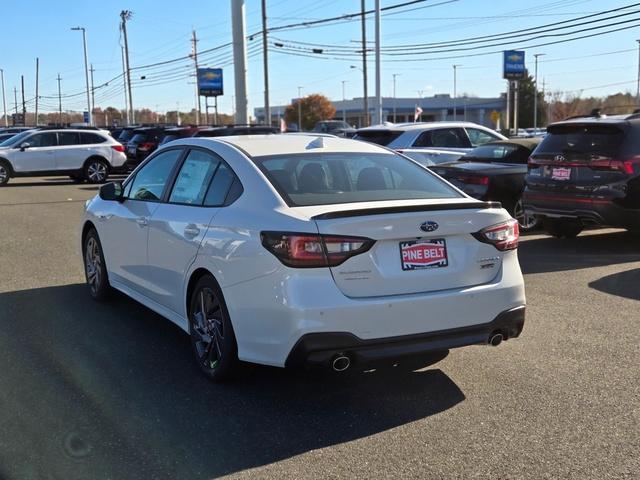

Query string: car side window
204 161 242 206
466 128 500 147
80 132 107 144
26 132 58 147
169 149 221 205
413 128 468 148
58 132 80 146
128 149 183 202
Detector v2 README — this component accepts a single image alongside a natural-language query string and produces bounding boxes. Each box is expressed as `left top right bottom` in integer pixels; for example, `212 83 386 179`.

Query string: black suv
524 112 640 238
125 127 166 168
193 125 278 137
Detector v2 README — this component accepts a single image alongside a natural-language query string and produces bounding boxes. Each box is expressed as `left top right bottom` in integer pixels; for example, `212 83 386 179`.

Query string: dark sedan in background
424 139 541 230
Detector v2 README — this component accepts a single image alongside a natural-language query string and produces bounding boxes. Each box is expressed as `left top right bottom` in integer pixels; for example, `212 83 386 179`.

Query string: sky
1 0 639 117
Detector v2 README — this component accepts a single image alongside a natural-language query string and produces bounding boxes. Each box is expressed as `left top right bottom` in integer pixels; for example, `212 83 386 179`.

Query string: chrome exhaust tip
489 332 504 347
332 355 351 372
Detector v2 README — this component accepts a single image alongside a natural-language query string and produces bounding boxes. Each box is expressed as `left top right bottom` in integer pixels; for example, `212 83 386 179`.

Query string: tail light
139 142 155 151
472 219 519 251
456 175 489 185
261 231 375 268
111 144 125 153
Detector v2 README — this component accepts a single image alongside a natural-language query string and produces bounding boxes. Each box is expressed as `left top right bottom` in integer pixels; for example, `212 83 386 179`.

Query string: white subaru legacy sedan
81 134 525 381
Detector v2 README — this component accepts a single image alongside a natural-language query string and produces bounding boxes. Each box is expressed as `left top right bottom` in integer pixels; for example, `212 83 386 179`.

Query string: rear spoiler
311 201 501 220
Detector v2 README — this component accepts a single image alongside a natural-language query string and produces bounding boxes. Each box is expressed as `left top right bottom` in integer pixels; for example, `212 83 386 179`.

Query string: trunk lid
306 200 508 298
527 123 630 194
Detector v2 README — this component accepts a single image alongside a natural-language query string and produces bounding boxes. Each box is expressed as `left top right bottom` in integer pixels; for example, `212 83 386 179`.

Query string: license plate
400 239 448 271
551 167 571 180
128 147 136 154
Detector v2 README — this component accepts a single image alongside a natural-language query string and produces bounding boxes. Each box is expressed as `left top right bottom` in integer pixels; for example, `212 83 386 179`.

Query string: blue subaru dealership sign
197 68 223 96
503 50 526 80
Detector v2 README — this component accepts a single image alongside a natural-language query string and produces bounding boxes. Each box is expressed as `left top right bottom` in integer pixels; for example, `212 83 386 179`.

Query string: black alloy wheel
189 276 239 382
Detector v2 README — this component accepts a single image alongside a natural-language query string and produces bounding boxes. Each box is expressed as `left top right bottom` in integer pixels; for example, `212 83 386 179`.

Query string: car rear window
253 152 462 207
118 130 135 142
130 133 148 143
536 124 625 157
353 130 403 146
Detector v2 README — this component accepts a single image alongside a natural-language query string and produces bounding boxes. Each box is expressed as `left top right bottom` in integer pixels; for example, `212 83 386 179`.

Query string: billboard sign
503 50 526 80
198 68 223 96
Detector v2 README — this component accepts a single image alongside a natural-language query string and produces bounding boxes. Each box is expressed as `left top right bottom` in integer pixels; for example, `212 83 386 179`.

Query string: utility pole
231 0 249 124
453 64 461 121
57 74 63 125
341 80 347 122
392 73 400 123
121 46 129 125
120 11 134 124
21 75 26 122
373 0 382 125
261 0 270 126
71 27 92 126
297 86 303 131
35 58 39 125
90 63 96 122
360 0 369 127
13 87 18 115
191 30 201 125
0 69 7 127
533 53 545 130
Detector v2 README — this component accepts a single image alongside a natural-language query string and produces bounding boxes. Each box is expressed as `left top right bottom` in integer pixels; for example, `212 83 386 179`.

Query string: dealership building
254 94 507 129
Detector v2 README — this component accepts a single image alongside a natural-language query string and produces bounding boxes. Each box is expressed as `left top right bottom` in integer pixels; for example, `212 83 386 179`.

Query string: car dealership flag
414 105 423 122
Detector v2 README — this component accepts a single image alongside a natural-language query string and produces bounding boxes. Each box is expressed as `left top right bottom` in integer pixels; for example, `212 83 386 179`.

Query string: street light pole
341 80 347 122
392 73 400 123
636 40 640 103
0 69 7 127
373 0 382 125
71 27 92 126
534 53 545 130
297 86 303 131
453 64 461 121
360 0 368 127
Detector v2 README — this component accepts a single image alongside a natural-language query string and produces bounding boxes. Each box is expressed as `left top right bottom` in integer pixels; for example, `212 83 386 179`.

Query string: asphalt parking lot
1 176 638 480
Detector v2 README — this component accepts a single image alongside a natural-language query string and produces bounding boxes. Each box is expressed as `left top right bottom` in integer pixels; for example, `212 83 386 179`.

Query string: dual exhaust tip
331 334 504 372
331 354 351 372
488 332 504 347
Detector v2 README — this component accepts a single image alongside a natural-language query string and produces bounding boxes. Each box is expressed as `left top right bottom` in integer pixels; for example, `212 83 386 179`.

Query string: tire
0 160 11 186
512 198 539 232
543 218 583 239
188 275 239 382
83 229 111 301
84 158 109 184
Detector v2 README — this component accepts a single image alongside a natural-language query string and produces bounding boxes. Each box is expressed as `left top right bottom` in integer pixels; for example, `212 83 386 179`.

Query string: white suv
0 128 126 186
354 121 507 153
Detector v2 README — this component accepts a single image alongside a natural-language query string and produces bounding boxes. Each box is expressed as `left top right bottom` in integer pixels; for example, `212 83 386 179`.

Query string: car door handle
184 225 200 237
136 217 148 227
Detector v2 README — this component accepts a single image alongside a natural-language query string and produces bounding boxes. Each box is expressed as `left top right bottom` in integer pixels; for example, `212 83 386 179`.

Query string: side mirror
19 142 30 151
99 182 124 202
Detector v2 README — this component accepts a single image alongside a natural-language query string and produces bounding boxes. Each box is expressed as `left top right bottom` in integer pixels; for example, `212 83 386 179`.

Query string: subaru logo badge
420 221 439 233
554 154 565 162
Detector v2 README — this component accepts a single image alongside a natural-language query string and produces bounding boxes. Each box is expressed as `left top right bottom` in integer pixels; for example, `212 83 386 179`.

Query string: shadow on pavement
0 284 464 480
519 230 639 275
588 268 640 301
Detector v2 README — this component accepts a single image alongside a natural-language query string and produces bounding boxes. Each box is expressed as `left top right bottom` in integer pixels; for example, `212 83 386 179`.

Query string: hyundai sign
503 50 526 80
197 68 223 96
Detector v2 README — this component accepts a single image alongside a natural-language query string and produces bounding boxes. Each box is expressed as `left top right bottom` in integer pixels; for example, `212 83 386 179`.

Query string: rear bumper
285 306 525 368
523 192 640 229
222 251 525 367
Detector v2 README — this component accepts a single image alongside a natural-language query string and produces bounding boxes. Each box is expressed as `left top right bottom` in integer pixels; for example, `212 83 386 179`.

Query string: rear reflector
456 174 489 185
261 231 374 268
472 219 519 251
111 144 125 153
